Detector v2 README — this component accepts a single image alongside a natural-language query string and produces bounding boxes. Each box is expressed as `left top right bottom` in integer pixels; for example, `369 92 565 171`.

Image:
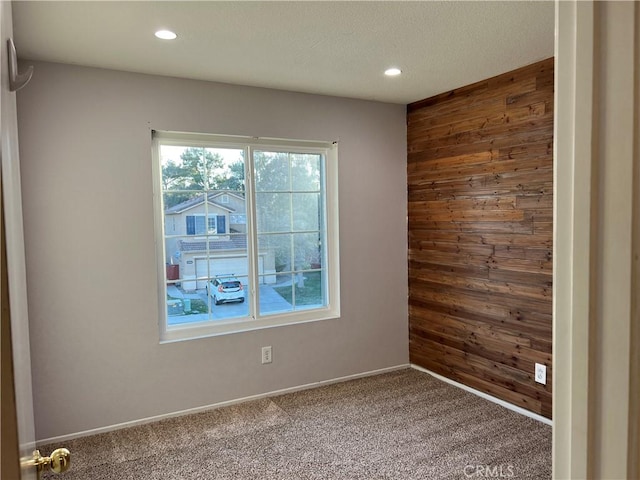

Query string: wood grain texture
407 58 554 419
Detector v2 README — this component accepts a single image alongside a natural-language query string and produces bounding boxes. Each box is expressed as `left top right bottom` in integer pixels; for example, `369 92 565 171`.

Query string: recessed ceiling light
155 30 177 40
384 68 402 77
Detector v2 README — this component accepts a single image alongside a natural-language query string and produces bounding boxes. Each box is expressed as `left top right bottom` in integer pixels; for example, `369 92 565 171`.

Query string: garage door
195 256 264 289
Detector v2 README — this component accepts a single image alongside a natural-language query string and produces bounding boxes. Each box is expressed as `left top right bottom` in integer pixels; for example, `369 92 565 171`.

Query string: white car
207 275 245 305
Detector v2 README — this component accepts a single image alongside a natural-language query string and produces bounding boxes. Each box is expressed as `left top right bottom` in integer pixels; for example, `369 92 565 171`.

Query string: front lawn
273 271 322 306
167 295 208 316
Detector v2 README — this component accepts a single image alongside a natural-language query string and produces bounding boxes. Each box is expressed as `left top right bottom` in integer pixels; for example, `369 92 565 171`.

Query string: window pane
160 146 209 191
204 148 245 191
256 192 291 233
293 270 324 309
267 271 324 312
208 274 249 321
293 232 322 271
292 153 321 191
259 233 292 274
292 193 320 232
254 151 290 192
165 243 211 325
194 215 206 235
161 146 245 192
162 192 204 223
261 274 294 315
164 245 251 326
207 216 216 233
165 238 185 274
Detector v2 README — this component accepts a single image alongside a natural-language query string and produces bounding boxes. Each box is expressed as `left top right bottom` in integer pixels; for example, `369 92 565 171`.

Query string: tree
162 149 246 208
162 147 224 191
216 160 245 192
253 151 323 275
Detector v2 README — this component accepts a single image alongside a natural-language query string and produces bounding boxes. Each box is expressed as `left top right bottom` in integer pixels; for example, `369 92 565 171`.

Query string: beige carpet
41 369 551 479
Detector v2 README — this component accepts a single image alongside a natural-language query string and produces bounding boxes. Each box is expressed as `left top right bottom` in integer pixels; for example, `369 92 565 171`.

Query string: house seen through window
153 132 339 340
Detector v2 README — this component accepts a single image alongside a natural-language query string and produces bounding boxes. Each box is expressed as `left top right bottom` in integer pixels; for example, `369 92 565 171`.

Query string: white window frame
206 215 217 234
152 131 340 342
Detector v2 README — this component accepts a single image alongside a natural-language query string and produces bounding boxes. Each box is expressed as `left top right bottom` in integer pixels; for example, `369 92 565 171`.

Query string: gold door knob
21 448 71 478
48 448 71 474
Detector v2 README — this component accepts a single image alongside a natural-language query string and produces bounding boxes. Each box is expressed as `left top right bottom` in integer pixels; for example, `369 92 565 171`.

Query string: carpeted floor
41 368 551 479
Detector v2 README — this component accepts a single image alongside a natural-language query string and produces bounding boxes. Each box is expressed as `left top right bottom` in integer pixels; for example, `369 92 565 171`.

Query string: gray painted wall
16 62 408 440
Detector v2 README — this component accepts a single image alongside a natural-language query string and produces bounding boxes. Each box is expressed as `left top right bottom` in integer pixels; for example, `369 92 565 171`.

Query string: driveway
207 284 292 319
167 283 292 325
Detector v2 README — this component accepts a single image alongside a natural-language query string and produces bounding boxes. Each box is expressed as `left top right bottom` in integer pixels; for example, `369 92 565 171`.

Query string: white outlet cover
261 346 272 364
535 363 547 385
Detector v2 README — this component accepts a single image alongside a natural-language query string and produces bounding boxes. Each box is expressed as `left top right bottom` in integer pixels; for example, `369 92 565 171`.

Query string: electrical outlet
535 363 547 385
261 346 272 364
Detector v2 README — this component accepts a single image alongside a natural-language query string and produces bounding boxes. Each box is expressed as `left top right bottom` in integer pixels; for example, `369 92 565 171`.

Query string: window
230 214 246 225
152 131 339 341
185 214 225 235
207 215 217 233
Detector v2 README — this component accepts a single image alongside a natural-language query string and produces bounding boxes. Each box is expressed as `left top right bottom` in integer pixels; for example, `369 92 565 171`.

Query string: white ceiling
12 1 555 105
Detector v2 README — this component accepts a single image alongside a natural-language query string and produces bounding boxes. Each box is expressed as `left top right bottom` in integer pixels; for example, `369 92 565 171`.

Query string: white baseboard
37 364 411 446
411 364 553 426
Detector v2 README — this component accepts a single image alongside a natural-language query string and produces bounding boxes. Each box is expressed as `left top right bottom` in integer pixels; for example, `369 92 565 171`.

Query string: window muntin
153 132 339 340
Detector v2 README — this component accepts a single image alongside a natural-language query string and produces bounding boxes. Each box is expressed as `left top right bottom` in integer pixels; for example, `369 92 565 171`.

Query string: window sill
159 308 340 344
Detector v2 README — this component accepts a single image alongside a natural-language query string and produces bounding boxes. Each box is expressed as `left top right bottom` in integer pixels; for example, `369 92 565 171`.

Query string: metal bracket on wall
7 38 33 92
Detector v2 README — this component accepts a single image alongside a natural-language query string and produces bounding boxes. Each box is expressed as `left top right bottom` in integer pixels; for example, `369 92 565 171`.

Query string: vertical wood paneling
407 58 554 419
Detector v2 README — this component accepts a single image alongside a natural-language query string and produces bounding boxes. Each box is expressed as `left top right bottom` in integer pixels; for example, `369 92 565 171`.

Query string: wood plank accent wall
407 58 554 419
